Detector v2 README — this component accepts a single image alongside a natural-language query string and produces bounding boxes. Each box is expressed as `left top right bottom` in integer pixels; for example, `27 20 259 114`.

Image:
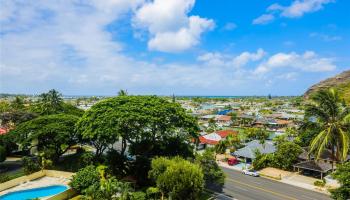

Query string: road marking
226 178 298 200
301 195 317 200
252 181 261 185
234 186 248 191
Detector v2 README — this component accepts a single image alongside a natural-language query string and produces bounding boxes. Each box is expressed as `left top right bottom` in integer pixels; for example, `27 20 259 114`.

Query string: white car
242 169 259 177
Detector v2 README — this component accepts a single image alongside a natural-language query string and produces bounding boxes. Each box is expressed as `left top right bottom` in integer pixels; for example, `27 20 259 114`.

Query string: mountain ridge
304 70 350 103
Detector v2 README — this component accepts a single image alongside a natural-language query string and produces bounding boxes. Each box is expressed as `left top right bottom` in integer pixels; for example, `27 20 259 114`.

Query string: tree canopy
149 157 204 200
76 96 199 156
10 114 80 162
330 162 350 200
305 89 350 163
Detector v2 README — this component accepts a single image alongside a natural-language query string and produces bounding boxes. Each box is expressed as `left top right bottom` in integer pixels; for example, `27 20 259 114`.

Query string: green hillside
304 70 350 104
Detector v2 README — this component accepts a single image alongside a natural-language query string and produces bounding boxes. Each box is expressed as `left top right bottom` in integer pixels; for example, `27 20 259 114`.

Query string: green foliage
0 145 6 162
195 149 225 186
252 150 275 170
22 157 40 175
130 191 146 200
78 151 95 168
76 96 199 157
70 165 100 193
314 180 326 187
306 89 350 162
273 142 302 170
149 157 204 200
11 114 79 162
330 162 350 200
253 141 302 170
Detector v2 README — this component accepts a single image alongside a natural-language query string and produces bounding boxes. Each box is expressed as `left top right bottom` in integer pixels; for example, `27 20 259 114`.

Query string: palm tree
306 89 350 169
118 89 128 96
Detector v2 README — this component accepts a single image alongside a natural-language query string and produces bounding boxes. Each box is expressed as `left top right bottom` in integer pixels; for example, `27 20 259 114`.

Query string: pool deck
0 176 70 198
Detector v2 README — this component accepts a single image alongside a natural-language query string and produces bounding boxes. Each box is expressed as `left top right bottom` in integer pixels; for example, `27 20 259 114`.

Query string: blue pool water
0 185 68 200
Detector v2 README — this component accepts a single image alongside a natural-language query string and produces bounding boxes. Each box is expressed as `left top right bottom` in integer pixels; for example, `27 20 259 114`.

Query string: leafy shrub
131 191 146 200
314 180 326 187
69 165 100 193
78 152 94 168
22 156 40 175
0 174 10 183
195 149 225 186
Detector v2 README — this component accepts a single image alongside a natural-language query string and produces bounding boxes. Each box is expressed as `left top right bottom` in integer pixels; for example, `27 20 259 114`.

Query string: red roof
215 130 238 138
217 115 231 121
0 128 9 135
199 136 219 145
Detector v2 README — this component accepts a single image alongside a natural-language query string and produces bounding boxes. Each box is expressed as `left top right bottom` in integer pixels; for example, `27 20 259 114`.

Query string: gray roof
293 160 333 173
233 140 276 159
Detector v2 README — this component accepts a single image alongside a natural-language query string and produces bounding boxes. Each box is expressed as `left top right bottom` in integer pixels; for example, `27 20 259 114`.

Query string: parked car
227 157 238 166
242 169 259 177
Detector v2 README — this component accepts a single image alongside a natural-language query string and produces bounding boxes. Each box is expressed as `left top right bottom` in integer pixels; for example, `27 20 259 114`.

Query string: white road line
252 181 261 185
301 195 318 200
234 186 249 191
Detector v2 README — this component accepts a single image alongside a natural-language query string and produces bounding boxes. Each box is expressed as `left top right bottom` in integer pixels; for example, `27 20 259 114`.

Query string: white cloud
198 49 266 68
133 0 214 52
279 0 334 18
252 14 275 25
223 22 237 31
254 0 334 25
309 32 342 41
254 51 336 75
232 49 266 67
0 1 340 96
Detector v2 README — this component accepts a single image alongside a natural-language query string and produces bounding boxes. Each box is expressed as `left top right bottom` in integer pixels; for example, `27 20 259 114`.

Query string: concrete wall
0 171 46 192
46 188 77 200
0 170 74 192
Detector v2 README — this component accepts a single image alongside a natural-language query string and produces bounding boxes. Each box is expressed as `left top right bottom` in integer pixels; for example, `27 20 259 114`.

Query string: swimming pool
0 185 68 200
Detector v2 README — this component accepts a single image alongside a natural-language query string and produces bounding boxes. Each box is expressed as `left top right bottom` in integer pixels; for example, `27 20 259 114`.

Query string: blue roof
217 109 232 115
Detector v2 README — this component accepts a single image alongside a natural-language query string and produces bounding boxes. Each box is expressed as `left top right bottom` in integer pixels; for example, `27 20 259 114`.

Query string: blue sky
0 0 349 96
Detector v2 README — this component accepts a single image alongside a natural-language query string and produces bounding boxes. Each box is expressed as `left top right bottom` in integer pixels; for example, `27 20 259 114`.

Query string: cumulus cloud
253 0 334 25
223 22 237 31
254 51 336 74
0 1 340 96
309 32 342 41
133 0 214 52
252 14 275 25
198 49 266 68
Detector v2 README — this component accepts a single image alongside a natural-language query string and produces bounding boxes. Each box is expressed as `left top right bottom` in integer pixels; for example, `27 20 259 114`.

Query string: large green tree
76 96 199 157
149 157 204 200
30 89 84 116
306 89 350 166
10 114 79 162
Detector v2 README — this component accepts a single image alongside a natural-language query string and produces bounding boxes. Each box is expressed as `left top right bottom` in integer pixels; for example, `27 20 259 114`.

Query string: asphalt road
215 167 332 200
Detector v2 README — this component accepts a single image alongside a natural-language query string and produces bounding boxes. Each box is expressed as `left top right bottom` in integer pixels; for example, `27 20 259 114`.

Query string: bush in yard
314 180 326 187
149 157 204 200
69 165 100 193
22 156 40 175
130 191 146 200
273 141 302 170
78 151 95 168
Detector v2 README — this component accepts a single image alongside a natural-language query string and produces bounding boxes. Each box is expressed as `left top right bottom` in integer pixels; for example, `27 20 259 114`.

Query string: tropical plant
22 156 40 175
76 96 199 157
149 157 204 200
195 148 225 186
330 162 350 199
70 165 100 193
11 114 79 162
305 89 350 167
